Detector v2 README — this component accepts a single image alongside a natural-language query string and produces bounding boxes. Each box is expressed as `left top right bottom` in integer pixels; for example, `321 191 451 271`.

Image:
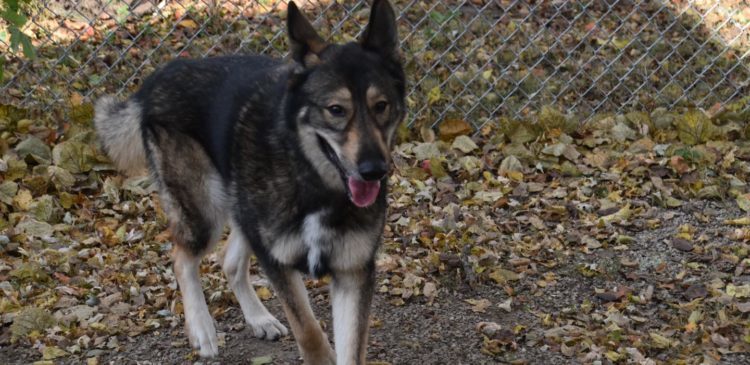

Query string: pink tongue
347 177 381 208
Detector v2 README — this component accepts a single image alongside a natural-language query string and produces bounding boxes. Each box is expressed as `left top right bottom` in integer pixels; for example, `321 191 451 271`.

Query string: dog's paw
185 309 219 357
247 314 289 340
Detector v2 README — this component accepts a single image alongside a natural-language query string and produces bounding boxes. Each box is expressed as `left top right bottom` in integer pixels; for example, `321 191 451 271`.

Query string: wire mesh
0 0 748 130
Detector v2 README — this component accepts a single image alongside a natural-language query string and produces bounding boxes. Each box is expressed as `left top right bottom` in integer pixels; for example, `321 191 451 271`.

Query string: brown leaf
596 286 630 302
438 119 472 141
476 321 502 337
683 284 707 300
736 302 750 313
466 298 491 313
710 333 730 348
178 19 199 29
672 238 693 252
596 291 623 302
669 156 690 174
488 268 519 284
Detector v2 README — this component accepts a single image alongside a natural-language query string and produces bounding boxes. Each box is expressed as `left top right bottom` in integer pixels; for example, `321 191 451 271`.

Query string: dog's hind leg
222 225 288 340
173 243 219 358
146 133 225 358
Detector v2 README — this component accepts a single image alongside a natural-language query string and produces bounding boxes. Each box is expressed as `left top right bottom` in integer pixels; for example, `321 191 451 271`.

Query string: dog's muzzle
316 134 382 208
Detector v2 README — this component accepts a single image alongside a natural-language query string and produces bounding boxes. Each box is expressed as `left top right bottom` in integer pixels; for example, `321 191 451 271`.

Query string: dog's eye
327 105 346 117
374 101 389 114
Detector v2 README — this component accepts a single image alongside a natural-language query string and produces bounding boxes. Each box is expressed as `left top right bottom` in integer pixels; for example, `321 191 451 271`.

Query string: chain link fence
1 0 749 130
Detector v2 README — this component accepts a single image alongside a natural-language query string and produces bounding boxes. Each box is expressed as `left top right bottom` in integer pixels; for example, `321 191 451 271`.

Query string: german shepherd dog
93 1 404 363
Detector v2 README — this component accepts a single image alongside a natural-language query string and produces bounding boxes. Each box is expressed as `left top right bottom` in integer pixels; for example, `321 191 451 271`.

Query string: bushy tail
94 96 147 175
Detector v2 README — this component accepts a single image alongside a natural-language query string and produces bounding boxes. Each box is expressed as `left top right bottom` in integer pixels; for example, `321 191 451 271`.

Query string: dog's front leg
263 265 335 365
331 266 375 365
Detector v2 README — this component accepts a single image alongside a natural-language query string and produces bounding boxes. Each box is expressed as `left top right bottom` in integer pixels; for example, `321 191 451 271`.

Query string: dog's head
287 0 405 208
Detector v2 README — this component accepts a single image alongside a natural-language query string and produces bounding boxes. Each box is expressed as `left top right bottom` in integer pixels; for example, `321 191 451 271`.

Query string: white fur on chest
301 212 331 274
268 210 376 273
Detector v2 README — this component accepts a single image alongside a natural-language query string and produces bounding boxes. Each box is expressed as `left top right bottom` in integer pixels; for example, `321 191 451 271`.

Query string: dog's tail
94 96 147 175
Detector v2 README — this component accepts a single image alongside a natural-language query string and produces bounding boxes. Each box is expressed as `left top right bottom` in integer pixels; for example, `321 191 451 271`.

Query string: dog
93 1 404 363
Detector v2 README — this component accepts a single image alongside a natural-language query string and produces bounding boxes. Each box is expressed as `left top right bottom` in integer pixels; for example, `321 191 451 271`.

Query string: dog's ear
287 2 327 67
360 0 400 62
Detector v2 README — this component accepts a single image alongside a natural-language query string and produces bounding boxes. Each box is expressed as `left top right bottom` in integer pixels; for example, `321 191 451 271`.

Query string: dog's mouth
316 134 381 208
347 177 381 208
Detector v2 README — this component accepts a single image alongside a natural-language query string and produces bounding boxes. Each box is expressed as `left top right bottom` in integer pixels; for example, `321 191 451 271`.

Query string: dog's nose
358 160 388 181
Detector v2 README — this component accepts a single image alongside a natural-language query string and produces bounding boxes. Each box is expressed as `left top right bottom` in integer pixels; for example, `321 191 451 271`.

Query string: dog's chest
268 210 376 275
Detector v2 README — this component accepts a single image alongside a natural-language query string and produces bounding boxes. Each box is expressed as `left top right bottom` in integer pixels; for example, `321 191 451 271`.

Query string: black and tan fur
93 1 405 364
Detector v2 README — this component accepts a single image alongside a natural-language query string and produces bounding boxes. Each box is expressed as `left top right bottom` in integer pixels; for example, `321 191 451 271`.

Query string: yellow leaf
649 332 673 349
256 286 273 300
737 193 750 212
506 170 523 182
599 203 631 225
13 188 33 211
428 158 447 179
42 346 68 360
89 322 106 330
488 268 519 284
726 217 750 226
665 196 683 207
427 86 441 105
178 19 199 29
69 92 84 107
612 38 629 50
727 284 750 298
688 310 702 324
507 21 516 32
605 350 623 361
674 110 715 145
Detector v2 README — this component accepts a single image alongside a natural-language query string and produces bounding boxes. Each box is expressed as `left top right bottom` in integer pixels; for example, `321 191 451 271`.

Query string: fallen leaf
42 346 68 360
672 238 694 252
669 156 690 174
11 307 56 342
256 287 273 301
488 268 519 284
737 193 750 212
177 19 199 29
251 356 273 365
649 332 673 349
683 284 707 300
16 136 52 164
438 119 472 141
727 284 750 298
497 298 512 312
451 135 478 153
711 333 730 348
736 302 750 313
423 282 437 301
725 217 750 226
427 86 441 105
675 110 715 145
52 141 95 173
466 298 491 313
476 321 502 337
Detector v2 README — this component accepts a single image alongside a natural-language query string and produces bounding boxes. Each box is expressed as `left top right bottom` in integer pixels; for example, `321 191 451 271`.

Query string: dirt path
60 287 567 365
